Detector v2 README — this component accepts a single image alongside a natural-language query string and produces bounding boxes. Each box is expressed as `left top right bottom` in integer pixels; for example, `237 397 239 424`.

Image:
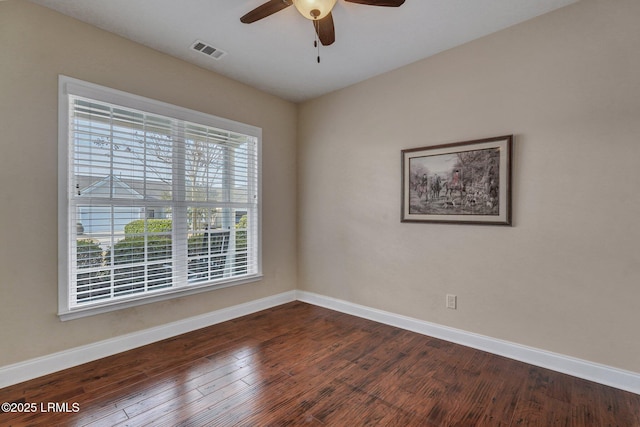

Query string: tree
453 148 500 191
95 129 227 232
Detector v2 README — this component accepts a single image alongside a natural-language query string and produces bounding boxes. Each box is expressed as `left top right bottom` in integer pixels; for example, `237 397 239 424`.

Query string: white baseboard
296 290 640 395
0 291 297 389
2 289 639 395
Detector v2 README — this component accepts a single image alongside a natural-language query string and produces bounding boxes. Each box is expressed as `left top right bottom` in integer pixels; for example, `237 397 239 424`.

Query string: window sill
58 274 263 321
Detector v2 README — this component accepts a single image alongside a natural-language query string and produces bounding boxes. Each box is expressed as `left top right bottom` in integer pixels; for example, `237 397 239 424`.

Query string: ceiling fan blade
315 13 335 46
344 0 405 6
240 0 293 24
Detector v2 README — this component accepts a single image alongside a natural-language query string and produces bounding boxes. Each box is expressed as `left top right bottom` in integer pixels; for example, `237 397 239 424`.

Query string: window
58 76 261 320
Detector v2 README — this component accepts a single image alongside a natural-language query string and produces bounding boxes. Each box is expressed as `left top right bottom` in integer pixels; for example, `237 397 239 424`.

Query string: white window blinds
59 76 261 318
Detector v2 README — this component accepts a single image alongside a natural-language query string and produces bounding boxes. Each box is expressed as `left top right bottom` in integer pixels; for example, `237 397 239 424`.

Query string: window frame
58 75 262 321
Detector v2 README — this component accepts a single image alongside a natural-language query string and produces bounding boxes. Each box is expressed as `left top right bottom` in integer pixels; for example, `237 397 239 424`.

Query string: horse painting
403 135 512 224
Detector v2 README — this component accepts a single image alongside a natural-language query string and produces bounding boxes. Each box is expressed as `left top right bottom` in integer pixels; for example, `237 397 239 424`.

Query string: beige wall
298 0 640 373
1 0 639 377
0 1 297 366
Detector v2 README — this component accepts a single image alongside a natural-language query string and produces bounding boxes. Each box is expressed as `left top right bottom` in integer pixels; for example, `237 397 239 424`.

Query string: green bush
105 234 173 295
76 239 103 269
124 219 172 235
235 215 247 249
235 215 247 274
76 239 110 302
107 236 172 265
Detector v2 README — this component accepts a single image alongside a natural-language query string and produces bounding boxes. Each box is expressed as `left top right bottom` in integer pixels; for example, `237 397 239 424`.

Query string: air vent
191 40 227 60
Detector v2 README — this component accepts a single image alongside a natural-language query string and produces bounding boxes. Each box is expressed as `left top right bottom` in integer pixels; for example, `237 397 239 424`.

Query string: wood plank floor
1 302 638 426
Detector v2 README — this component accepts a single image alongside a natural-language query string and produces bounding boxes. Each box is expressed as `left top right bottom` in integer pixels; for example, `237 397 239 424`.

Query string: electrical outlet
446 294 457 310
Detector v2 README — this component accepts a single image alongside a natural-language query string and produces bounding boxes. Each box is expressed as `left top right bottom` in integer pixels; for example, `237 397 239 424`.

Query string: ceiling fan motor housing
293 0 338 20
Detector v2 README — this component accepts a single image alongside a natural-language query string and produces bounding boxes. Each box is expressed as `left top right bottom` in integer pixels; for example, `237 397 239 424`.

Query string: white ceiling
29 0 578 103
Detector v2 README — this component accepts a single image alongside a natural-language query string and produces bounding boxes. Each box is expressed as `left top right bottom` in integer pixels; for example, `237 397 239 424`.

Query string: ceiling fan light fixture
292 0 338 20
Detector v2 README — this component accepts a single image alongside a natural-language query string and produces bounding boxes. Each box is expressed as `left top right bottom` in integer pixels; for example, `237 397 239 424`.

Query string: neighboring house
75 174 246 235
76 175 171 234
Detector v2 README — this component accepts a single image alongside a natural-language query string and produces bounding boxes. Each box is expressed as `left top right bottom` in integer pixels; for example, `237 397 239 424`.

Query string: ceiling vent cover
191 40 227 60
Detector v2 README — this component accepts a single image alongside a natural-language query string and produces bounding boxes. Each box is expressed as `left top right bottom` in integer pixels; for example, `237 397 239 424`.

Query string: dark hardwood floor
1 301 638 426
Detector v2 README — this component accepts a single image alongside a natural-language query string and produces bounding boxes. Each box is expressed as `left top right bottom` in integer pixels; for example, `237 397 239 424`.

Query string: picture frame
401 135 513 225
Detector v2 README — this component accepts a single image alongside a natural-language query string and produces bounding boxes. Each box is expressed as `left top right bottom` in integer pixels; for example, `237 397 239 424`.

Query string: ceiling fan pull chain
314 20 321 63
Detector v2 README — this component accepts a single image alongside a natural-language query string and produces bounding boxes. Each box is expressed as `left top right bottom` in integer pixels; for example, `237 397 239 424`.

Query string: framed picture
401 135 513 225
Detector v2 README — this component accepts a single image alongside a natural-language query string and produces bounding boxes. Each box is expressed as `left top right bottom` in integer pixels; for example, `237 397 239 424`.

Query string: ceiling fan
240 0 406 47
